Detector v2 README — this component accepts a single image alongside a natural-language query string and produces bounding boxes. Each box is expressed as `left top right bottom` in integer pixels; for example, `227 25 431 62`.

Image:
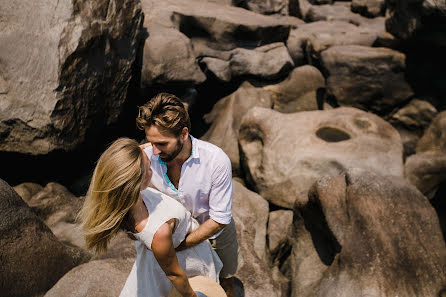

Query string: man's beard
159 138 184 162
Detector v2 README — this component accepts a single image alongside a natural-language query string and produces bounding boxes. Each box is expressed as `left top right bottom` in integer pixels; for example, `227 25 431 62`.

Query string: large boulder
351 0 385 18
233 0 292 15
0 179 88 297
24 182 85 249
264 65 325 113
44 258 133 297
288 168 446 297
267 210 293 260
202 82 273 175
287 21 378 65
13 182 44 203
405 111 446 199
232 180 279 297
140 24 206 86
199 43 294 82
320 45 413 114
239 107 403 208
0 0 143 155
389 99 438 157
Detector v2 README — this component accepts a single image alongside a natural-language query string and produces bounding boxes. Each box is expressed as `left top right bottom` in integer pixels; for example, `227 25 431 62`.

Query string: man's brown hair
136 93 191 136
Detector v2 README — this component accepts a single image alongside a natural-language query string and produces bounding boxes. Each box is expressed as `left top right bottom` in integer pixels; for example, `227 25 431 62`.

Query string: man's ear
181 127 189 140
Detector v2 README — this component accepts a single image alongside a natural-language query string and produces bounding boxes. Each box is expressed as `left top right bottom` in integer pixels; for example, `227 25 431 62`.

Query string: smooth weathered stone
239 107 403 208
24 182 85 249
0 0 143 155
229 43 294 79
13 182 44 203
286 21 378 65
305 1 369 23
289 169 446 297
268 210 293 256
143 0 292 51
202 82 273 175
199 42 294 81
351 0 385 18
234 0 291 15
141 24 206 86
321 45 413 114
389 99 438 157
405 111 446 199
0 179 88 297
44 258 134 297
264 65 324 113
232 180 279 297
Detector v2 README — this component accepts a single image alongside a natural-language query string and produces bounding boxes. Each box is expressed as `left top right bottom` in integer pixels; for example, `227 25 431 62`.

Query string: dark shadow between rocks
431 181 446 242
300 193 342 266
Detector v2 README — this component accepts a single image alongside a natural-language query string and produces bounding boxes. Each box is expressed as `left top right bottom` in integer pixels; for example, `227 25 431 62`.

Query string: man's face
144 125 184 163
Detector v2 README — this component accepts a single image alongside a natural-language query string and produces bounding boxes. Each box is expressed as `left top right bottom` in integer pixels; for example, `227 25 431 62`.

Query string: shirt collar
155 134 200 164
189 135 200 160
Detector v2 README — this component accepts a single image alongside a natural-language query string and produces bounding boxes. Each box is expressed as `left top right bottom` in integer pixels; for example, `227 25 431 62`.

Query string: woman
78 138 222 297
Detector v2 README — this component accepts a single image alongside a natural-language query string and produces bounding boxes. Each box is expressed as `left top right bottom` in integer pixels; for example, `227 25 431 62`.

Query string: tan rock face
0 179 88 297
44 258 134 297
0 0 143 155
239 107 403 208
202 82 273 175
264 65 325 113
289 169 446 297
232 180 279 297
405 111 446 199
321 45 413 114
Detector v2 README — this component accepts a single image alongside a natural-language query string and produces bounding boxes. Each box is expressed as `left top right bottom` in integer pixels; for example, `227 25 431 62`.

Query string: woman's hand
152 221 196 297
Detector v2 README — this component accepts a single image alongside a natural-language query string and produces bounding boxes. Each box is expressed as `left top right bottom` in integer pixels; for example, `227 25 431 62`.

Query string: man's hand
175 218 226 252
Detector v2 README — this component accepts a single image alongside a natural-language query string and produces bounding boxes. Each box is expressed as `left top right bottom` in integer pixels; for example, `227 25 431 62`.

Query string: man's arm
176 218 226 251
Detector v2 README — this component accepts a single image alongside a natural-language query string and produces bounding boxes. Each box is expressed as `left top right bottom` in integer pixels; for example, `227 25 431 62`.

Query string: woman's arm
152 221 197 297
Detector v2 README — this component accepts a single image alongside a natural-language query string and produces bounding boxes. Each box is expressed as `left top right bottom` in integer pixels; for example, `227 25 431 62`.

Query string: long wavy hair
78 138 145 254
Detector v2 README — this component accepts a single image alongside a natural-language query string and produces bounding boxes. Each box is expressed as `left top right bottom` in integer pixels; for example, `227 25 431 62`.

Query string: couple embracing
78 93 240 297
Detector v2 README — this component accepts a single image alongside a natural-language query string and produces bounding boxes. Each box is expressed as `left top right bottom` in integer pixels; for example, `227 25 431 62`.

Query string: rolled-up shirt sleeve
208 151 233 225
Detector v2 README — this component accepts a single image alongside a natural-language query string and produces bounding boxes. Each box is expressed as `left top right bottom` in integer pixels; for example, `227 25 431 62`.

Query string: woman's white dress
119 187 222 297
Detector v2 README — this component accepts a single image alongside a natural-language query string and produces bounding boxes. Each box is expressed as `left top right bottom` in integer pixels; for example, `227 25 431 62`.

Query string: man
136 93 240 296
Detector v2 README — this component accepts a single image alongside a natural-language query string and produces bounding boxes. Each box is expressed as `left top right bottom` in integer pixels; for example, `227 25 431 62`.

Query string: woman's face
141 150 153 190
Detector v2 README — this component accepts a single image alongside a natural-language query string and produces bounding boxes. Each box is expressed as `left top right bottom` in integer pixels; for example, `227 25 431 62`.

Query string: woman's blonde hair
78 138 144 254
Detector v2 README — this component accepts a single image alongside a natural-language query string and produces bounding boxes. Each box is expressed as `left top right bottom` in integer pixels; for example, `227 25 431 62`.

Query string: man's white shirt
143 136 233 238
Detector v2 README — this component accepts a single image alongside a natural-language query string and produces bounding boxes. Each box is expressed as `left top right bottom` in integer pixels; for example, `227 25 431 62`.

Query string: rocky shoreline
1 0 445 296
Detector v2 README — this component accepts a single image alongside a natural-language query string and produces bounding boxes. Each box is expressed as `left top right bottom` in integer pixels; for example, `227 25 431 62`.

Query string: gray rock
268 210 293 256
305 1 369 23
320 45 413 114
351 0 386 18
141 25 206 86
202 82 273 175
286 21 378 65
230 43 294 79
405 111 446 199
0 179 88 297
264 65 324 113
239 107 403 208
199 43 294 81
289 168 446 297
24 183 85 249
44 258 134 297
232 180 279 297
234 0 291 15
143 0 292 51
0 0 143 155
13 182 43 203
389 99 438 157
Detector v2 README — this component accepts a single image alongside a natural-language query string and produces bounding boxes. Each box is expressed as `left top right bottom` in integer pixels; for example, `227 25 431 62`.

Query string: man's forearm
178 219 226 250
